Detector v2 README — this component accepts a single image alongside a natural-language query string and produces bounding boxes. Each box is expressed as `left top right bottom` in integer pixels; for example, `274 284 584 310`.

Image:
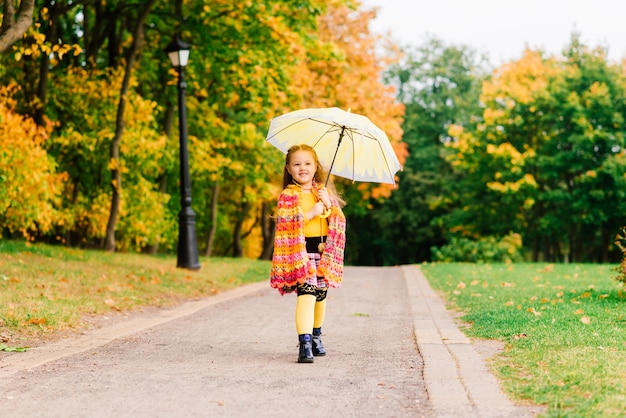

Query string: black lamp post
165 35 200 270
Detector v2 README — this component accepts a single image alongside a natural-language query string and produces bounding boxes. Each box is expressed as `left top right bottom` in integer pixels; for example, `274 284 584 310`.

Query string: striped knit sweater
270 184 346 295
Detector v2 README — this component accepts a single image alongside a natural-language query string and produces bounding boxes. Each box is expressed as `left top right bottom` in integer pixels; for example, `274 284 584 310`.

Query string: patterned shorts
305 252 327 288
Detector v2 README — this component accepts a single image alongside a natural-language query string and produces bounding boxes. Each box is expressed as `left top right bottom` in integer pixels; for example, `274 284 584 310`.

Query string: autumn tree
0 0 403 262
0 85 66 238
283 0 406 263
445 35 626 262
366 38 488 265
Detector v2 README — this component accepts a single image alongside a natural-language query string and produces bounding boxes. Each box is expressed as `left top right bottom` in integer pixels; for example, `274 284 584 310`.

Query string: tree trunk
600 226 610 263
259 201 275 260
33 1 59 126
0 0 36 53
146 102 174 255
232 188 251 258
531 235 539 262
205 181 220 257
104 0 155 251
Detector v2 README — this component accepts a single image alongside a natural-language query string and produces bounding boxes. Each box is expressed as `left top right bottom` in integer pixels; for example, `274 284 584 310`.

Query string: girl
270 144 346 363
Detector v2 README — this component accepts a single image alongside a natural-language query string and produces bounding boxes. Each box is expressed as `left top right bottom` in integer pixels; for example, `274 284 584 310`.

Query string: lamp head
164 35 191 67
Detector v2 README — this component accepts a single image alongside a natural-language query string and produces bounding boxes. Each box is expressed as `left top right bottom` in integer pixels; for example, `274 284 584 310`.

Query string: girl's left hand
317 187 332 209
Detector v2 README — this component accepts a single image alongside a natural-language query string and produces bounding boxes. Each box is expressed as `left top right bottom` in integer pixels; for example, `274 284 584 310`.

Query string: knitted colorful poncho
270 184 346 295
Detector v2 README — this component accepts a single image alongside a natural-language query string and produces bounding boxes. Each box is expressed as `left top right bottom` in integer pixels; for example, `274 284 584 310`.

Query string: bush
431 232 523 263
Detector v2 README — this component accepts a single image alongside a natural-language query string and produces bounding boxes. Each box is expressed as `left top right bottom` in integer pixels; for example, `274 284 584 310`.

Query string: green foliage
431 233 524 263
44 68 176 249
444 34 626 263
422 262 626 417
346 38 488 265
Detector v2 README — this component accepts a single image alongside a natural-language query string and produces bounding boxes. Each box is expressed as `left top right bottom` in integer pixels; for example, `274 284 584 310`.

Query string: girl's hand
308 201 326 219
317 187 332 209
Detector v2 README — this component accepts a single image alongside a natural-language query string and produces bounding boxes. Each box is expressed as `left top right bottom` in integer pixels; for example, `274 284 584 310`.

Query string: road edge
402 265 522 418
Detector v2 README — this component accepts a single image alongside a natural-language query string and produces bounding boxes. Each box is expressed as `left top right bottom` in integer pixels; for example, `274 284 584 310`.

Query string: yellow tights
295 295 327 334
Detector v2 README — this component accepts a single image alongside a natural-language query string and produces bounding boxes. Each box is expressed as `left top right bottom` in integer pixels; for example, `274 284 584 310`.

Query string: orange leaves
27 317 47 325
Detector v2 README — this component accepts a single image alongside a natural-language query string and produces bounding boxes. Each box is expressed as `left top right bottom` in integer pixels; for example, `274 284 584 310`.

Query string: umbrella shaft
325 126 345 187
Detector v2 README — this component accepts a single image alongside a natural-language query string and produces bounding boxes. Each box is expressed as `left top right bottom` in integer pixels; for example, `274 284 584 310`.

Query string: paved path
0 266 540 417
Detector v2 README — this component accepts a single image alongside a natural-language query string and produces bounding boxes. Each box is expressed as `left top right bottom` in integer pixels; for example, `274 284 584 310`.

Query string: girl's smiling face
286 149 317 188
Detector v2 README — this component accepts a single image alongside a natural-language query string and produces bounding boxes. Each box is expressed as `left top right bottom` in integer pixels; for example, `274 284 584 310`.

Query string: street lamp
165 35 200 270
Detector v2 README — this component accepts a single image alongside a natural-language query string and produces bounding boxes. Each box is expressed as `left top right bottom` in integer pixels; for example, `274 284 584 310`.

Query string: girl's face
286 150 317 188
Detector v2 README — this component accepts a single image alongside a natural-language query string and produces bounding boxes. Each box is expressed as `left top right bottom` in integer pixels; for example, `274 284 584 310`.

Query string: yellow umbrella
266 107 402 185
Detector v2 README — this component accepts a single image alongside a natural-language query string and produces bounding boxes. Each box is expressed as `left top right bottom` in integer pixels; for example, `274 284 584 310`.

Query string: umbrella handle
318 207 331 218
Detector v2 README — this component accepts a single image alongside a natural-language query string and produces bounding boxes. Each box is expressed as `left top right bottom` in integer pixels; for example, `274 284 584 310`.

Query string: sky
362 0 626 65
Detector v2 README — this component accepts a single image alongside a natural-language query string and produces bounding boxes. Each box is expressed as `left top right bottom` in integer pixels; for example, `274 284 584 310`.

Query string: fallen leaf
501 282 515 287
527 307 542 316
581 316 591 324
27 317 46 325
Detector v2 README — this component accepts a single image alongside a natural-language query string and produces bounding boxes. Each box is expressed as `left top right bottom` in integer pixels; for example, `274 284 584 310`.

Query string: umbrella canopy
266 107 402 185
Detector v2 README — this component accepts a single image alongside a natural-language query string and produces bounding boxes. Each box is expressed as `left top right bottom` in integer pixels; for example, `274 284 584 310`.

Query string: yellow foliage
482 49 559 106
487 173 537 194
14 25 82 64
0 85 66 237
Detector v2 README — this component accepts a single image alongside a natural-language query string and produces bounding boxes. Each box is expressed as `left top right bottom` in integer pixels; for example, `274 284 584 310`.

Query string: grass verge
0 240 270 345
421 262 626 418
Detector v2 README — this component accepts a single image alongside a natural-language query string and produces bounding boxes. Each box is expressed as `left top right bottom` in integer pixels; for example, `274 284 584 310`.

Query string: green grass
0 240 270 344
421 262 626 418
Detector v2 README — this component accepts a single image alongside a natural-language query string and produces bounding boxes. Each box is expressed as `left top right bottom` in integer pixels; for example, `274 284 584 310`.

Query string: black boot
312 328 326 356
298 334 314 363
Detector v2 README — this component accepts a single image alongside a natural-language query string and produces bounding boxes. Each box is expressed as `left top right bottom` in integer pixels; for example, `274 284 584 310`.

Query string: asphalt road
1 266 541 418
